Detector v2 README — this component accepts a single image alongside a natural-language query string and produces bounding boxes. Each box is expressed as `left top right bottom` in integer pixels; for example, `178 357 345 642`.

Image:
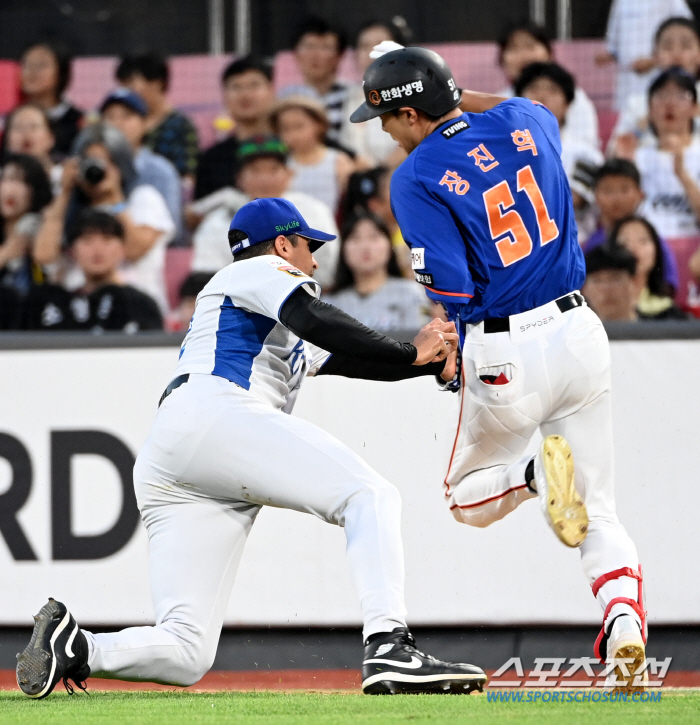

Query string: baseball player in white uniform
350 46 647 692
16 197 487 699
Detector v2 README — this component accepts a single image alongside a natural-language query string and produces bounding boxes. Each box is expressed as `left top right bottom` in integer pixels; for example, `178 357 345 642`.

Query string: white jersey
174 255 330 412
636 139 700 238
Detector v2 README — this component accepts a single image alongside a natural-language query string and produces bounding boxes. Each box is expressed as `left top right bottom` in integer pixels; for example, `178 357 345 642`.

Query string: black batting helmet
350 47 461 123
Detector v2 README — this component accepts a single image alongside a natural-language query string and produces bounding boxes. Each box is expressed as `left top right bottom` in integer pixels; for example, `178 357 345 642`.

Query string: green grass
0 691 699 725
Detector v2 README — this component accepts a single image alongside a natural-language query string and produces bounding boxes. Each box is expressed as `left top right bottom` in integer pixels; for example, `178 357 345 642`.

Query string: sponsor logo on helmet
441 120 470 139
374 81 425 104
369 90 381 105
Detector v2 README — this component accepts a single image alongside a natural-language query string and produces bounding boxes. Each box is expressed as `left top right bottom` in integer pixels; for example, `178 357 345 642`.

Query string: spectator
634 68 700 239
194 56 276 201
174 271 214 331
610 215 687 318
582 159 680 293
515 62 603 240
497 22 600 150
272 96 355 214
24 210 162 331
34 123 175 312
323 212 429 331
0 154 52 297
100 88 183 241
115 53 199 179
344 19 407 165
18 43 84 156
583 243 640 321
189 136 338 286
2 104 58 185
279 17 351 147
610 17 700 155
596 0 692 111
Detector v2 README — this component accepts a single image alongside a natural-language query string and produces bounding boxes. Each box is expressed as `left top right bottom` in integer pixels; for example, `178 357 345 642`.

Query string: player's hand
411 322 458 365
440 349 458 381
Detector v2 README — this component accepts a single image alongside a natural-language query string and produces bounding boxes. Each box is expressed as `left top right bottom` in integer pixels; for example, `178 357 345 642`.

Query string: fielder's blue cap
99 88 148 117
228 197 336 255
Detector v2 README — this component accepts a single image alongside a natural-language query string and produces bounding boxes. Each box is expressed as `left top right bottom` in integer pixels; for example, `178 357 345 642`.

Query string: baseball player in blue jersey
16 197 488 699
351 46 647 692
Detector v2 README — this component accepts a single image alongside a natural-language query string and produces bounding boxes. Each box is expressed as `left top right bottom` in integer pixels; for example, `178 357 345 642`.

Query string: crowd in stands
3 4 700 334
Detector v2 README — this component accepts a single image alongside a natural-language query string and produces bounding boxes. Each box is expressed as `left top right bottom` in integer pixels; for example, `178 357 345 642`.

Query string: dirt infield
3 668 700 691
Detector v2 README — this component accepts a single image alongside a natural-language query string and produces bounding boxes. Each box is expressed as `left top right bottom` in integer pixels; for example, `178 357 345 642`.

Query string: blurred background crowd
1 0 700 333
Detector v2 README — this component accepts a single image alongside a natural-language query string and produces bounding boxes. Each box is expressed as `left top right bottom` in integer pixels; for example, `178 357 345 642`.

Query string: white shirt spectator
288 148 340 213
323 277 430 332
609 80 700 148
120 184 176 313
190 188 340 288
560 138 604 244
636 138 700 237
605 0 692 110
344 85 401 164
502 85 601 151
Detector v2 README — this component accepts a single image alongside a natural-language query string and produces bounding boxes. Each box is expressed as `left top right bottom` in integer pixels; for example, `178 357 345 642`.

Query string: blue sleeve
391 160 475 305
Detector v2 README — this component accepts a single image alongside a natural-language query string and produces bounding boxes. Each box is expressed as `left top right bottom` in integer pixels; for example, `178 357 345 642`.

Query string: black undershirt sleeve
278 286 447 381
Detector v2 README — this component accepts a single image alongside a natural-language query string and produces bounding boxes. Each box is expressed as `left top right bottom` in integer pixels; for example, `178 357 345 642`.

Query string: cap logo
275 220 300 233
369 90 381 105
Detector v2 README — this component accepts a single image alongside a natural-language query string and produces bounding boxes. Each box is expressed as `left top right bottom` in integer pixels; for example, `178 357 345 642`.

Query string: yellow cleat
534 435 589 548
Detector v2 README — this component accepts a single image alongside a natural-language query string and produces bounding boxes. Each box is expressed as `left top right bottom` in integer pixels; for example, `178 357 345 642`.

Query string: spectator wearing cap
194 56 277 201
23 209 162 331
33 123 175 312
497 22 600 151
515 62 603 241
634 68 700 240
272 96 355 214
582 159 679 294
279 17 352 148
115 53 199 180
18 42 84 156
100 88 183 241
189 136 338 287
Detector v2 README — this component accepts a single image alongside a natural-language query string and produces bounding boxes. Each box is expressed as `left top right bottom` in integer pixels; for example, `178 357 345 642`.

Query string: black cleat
362 627 487 695
16 598 90 699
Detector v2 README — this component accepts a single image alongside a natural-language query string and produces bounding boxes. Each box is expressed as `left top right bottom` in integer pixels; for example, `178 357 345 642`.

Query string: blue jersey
390 98 585 324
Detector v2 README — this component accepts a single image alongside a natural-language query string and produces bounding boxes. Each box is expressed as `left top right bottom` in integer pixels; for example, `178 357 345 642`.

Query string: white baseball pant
83 374 407 686
444 302 642 632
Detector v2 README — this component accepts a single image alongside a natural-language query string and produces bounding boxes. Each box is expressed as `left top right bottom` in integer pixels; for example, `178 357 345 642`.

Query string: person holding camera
33 123 175 312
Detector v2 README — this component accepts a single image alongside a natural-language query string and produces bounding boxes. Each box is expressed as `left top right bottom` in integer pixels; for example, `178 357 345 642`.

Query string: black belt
158 373 190 407
483 293 584 334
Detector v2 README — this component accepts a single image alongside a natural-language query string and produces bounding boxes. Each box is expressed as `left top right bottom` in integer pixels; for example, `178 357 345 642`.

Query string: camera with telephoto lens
78 157 107 186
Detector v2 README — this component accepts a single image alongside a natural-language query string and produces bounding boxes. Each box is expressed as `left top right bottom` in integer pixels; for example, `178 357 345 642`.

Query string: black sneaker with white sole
16 598 90 699
362 627 487 695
